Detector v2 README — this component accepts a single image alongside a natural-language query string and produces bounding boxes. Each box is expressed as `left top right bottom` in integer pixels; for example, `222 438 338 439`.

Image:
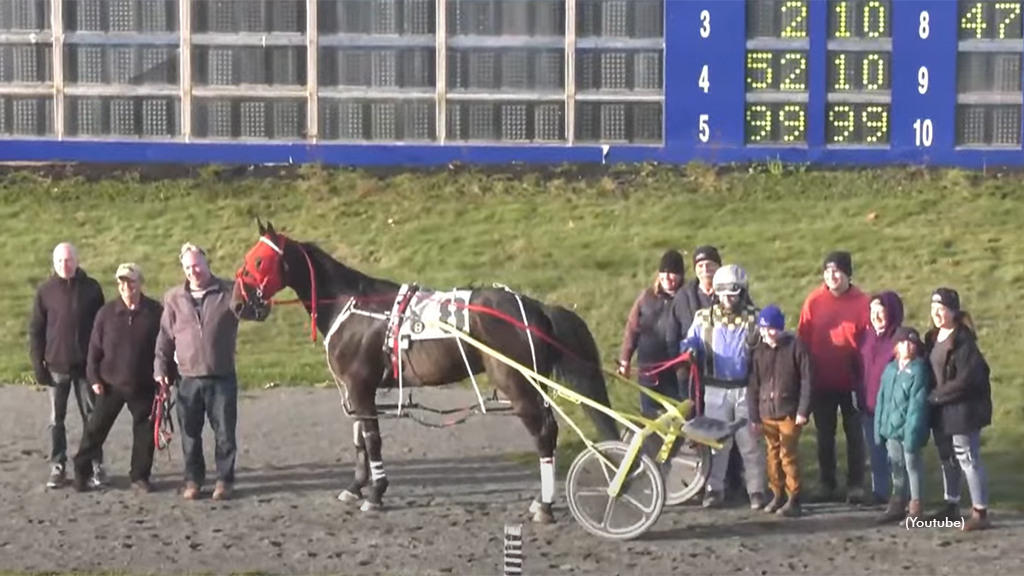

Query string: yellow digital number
863 105 888 143
779 104 806 142
862 53 885 90
961 2 987 38
830 105 854 143
746 105 772 142
746 52 773 90
833 53 850 90
779 52 807 91
995 2 1022 38
782 0 809 38
864 0 887 38
833 0 851 37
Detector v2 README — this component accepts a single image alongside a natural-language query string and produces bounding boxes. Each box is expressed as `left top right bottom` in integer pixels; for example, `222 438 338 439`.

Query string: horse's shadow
152 454 537 500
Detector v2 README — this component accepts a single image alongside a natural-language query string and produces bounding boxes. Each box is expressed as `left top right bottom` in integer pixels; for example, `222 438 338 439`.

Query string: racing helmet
713 264 749 296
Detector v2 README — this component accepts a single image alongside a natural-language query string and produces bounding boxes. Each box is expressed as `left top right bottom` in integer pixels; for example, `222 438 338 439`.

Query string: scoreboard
676 0 1024 168
2 0 1024 168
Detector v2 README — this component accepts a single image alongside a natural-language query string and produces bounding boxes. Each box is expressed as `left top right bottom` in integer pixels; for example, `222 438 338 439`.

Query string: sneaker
749 492 768 510
90 462 107 488
926 501 961 522
702 489 723 509
764 492 786 514
777 494 802 517
212 481 233 501
846 486 865 505
964 507 991 531
182 481 200 500
46 464 65 488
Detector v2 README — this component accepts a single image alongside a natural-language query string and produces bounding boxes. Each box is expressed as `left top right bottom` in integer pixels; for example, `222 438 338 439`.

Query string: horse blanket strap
385 284 419 378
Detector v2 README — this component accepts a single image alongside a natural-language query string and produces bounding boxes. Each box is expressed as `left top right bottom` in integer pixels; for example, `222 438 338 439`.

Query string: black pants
73 387 155 482
49 370 99 466
812 390 865 491
177 376 238 486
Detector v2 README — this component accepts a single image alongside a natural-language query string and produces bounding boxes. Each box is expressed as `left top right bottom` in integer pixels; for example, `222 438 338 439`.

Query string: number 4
699 65 710 93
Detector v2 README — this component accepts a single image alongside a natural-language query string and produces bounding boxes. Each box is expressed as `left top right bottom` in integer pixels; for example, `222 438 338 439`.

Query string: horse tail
542 304 620 442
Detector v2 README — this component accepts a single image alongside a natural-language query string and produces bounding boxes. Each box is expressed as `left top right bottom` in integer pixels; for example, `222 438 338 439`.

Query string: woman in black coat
922 288 992 531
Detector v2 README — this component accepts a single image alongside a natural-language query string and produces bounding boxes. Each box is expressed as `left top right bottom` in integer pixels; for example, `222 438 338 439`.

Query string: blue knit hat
757 305 785 331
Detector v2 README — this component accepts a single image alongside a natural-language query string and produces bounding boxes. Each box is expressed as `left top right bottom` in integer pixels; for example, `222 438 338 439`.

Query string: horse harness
321 283 540 424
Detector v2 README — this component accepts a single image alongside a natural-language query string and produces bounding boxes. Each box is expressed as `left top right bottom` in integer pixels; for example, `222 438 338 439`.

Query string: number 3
700 10 710 38
699 114 710 142
919 11 929 38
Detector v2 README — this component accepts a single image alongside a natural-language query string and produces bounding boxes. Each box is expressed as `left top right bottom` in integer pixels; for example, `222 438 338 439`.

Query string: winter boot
926 501 960 522
876 495 906 524
964 507 991 531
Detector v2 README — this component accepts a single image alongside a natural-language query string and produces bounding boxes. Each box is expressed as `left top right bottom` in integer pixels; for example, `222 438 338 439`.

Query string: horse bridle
236 233 324 341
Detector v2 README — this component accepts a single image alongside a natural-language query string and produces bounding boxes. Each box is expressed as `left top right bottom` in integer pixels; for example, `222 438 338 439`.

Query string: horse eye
254 257 263 269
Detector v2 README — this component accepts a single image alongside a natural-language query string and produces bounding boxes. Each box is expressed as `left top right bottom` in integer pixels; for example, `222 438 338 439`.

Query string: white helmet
713 264 749 296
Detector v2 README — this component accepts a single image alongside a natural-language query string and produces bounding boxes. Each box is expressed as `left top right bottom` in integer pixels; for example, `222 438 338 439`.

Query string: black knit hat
932 287 961 312
659 249 686 275
893 326 923 347
823 250 853 278
693 245 722 267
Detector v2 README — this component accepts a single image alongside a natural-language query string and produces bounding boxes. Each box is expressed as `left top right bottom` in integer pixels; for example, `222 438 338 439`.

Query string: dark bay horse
230 220 619 522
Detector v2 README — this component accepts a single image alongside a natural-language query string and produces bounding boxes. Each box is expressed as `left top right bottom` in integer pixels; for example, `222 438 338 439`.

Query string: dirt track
0 384 1022 576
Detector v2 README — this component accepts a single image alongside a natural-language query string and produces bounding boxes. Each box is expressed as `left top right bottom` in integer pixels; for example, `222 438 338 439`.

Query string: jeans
638 370 682 419
862 413 890 499
762 416 803 497
935 430 988 509
812 390 864 491
703 386 766 495
176 375 238 486
885 438 923 501
74 387 155 482
48 371 100 466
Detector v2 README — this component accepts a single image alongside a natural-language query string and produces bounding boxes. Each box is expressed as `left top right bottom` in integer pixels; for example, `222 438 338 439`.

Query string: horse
230 219 620 523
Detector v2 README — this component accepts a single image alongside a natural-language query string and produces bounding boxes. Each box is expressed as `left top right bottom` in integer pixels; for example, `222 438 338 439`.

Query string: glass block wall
0 0 664 143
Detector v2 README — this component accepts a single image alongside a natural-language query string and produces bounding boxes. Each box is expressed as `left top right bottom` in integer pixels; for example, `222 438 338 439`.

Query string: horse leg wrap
363 462 390 512
339 421 369 503
540 457 555 503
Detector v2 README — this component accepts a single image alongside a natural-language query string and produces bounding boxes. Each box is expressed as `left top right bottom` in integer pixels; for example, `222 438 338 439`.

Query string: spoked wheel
620 429 711 505
565 440 665 541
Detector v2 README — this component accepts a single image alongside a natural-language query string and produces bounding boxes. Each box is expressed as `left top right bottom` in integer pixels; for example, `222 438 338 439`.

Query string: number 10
914 118 933 147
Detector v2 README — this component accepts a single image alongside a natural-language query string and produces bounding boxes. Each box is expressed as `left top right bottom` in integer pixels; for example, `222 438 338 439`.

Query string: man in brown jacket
748 305 812 517
72 263 163 492
154 243 240 501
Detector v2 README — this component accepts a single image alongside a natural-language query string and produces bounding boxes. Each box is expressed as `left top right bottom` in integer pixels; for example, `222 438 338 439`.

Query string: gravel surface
0 384 1021 575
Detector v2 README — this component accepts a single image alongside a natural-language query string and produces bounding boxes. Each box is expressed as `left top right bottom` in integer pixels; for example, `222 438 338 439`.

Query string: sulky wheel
565 440 666 541
620 429 711 506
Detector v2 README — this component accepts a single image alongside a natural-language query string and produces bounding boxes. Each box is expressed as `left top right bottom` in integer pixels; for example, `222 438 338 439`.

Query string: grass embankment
1 162 1022 510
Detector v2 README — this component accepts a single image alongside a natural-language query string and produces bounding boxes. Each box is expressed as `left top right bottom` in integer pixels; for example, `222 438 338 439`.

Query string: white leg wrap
370 460 386 482
540 457 555 503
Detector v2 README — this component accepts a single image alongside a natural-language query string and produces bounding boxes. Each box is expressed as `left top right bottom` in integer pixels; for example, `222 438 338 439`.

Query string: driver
679 264 767 509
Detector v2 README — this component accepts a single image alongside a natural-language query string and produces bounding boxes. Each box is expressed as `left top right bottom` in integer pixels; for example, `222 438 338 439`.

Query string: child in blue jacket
874 327 931 524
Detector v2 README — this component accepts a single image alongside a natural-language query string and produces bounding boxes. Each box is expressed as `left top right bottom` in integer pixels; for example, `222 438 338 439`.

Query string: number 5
699 114 710 142
700 10 710 37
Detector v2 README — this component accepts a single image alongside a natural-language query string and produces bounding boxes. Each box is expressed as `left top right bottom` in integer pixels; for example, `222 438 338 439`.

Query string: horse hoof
360 500 383 513
338 490 361 503
531 509 556 524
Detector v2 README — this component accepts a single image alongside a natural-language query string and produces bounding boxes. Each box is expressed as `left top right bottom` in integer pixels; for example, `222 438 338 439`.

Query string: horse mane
293 240 401 296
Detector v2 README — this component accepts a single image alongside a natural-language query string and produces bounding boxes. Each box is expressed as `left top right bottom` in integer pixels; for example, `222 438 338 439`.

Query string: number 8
919 10 930 38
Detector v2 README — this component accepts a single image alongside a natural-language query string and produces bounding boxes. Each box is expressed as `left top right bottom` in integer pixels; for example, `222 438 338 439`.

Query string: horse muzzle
232 282 273 322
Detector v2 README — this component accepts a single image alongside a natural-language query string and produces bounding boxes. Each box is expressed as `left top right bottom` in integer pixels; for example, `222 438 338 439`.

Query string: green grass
1 161 1022 510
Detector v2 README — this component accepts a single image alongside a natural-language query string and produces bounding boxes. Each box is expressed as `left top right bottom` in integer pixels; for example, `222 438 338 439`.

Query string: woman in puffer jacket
857 291 905 505
874 327 930 524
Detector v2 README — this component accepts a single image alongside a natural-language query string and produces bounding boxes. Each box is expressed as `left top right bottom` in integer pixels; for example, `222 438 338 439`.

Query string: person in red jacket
797 251 870 504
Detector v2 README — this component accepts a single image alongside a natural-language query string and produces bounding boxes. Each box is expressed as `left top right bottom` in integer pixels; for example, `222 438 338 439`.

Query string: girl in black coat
922 288 992 531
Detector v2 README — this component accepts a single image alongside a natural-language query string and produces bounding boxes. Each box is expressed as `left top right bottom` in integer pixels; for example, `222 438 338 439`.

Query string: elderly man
155 243 240 501
29 242 106 489
72 263 163 493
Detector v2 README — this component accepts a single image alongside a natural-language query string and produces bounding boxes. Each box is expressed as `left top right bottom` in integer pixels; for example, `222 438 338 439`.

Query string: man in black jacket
29 242 106 489
72 263 163 493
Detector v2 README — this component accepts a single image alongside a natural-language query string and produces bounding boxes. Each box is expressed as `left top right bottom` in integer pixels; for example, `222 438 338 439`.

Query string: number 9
918 66 928 94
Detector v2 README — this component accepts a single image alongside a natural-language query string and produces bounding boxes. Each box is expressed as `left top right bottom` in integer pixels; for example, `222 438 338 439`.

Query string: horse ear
255 216 266 236
266 220 277 237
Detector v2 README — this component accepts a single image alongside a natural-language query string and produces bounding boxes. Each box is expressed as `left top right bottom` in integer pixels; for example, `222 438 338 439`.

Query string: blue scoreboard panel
677 0 1024 167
